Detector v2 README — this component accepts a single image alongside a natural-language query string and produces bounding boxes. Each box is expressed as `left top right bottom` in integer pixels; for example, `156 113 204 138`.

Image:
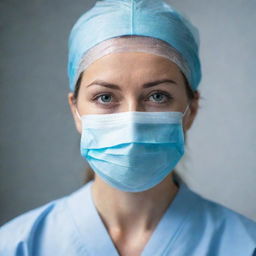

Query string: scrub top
1 179 256 256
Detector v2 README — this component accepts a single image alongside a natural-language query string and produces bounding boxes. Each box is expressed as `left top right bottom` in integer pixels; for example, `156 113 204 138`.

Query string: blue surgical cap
67 0 202 92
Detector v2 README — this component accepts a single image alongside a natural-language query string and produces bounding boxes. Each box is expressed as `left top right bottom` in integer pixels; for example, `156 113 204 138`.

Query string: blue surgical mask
75 106 190 192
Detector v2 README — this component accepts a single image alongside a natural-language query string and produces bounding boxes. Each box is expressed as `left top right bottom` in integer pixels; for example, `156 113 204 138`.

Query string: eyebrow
86 79 177 90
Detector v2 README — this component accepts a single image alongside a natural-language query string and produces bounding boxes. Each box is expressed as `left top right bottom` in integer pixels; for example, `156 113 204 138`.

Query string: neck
91 173 179 234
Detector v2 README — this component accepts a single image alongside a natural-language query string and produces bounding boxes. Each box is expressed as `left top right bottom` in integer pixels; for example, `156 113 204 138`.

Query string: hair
72 61 198 185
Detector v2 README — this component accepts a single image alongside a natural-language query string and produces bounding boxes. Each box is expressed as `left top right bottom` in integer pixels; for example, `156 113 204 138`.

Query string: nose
124 99 145 112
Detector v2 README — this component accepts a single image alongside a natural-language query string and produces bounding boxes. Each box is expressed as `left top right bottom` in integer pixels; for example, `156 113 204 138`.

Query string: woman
1 0 256 255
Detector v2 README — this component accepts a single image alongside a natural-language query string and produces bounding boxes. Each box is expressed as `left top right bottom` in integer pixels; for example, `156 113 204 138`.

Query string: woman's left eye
148 92 171 104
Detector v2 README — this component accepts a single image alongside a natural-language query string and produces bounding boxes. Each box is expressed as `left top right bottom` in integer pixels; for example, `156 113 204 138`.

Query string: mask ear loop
75 108 82 121
182 102 191 150
182 102 191 117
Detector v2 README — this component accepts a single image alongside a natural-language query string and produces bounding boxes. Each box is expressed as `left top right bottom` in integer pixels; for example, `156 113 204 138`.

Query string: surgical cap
67 0 202 92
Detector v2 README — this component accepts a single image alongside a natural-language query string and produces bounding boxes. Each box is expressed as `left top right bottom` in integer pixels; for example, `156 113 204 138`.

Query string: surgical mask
75 106 190 192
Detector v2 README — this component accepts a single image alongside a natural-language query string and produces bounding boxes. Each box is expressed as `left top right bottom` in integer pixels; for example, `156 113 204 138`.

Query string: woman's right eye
94 94 113 104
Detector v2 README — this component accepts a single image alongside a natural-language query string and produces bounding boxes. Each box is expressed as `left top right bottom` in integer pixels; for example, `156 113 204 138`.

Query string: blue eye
97 94 112 104
149 92 170 103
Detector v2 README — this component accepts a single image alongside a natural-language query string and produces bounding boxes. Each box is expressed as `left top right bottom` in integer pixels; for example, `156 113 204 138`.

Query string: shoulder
0 196 66 256
0 182 93 256
187 186 256 255
200 192 256 237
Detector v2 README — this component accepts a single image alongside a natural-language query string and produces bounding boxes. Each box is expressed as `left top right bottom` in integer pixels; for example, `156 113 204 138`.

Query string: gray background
0 0 255 226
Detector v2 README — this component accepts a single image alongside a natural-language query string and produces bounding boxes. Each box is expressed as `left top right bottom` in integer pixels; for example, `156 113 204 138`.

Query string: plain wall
0 0 255 225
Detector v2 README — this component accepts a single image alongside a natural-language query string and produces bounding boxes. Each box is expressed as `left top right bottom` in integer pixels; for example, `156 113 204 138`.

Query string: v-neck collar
65 179 197 256
65 180 119 255
141 181 197 255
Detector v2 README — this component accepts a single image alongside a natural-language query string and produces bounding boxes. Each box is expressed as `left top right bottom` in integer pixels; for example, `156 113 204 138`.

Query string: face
68 52 199 133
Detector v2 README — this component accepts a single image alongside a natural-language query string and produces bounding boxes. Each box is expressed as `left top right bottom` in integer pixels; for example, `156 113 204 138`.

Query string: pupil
102 95 111 102
154 94 162 101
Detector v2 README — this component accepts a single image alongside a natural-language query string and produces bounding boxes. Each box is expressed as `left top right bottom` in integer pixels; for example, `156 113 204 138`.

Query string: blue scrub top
1 179 256 256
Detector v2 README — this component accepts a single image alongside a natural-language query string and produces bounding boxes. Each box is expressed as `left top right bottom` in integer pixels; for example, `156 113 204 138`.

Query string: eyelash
92 90 173 107
92 93 116 106
147 91 173 104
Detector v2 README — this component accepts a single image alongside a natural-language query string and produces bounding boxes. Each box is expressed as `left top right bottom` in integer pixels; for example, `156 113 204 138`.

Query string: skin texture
68 52 200 256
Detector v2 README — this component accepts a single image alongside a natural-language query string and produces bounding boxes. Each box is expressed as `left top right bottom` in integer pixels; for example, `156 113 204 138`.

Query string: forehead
82 52 184 82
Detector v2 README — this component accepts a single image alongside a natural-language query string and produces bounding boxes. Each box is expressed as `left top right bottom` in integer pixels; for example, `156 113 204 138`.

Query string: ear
67 92 82 134
183 91 200 131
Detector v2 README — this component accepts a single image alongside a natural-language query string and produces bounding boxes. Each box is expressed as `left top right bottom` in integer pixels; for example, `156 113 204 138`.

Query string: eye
93 93 115 105
148 91 172 104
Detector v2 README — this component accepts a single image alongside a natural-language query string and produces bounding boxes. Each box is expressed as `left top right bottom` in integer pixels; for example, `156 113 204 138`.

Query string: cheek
77 96 110 115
